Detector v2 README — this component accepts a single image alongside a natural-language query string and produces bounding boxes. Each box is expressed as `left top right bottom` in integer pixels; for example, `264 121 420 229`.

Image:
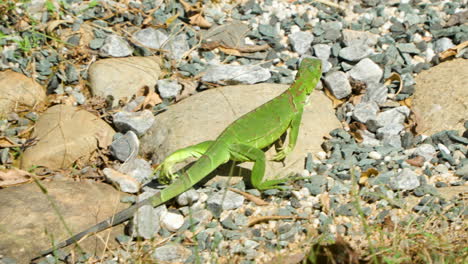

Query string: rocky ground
0 0 467 263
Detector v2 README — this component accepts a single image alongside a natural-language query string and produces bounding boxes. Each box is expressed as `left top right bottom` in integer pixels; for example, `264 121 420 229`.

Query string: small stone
338 45 373 61
207 190 244 211
362 83 388 105
313 44 331 60
119 158 153 185
157 79 182 99
110 131 139 162
103 167 140 193
455 164 468 177
413 144 437 162
100 35 133 57
160 211 184 232
134 28 168 49
176 189 200 206
352 101 379 123
324 71 352 99
113 110 155 136
368 151 382 160
165 34 190 60
289 31 314 55
434 37 454 54
152 243 191 263
389 168 420 191
349 58 383 84
202 64 271 85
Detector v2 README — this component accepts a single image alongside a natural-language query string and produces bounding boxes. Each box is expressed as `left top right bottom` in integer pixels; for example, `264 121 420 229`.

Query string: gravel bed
0 0 466 263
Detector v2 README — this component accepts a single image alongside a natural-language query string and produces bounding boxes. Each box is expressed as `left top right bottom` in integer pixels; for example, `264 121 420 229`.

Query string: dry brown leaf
320 192 330 214
45 19 73 34
165 12 180 27
179 0 195 11
135 86 162 111
0 136 18 148
385 72 403 96
0 168 32 187
359 167 379 185
218 46 243 56
189 13 212 28
176 78 198 102
323 87 346 108
399 96 412 107
406 156 425 167
439 40 468 60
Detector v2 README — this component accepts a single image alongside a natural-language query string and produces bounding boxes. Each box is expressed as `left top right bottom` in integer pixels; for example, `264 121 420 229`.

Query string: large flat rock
0 180 128 264
140 83 340 182
413 59 468 135
0 70 46 118
21 105 115 170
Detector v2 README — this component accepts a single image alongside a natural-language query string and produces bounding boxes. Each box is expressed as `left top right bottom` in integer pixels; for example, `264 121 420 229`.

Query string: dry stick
248 215 306 227
228 187 269 206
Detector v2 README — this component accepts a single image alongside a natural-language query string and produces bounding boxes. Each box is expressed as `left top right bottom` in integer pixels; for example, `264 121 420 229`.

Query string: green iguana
35 58 322 259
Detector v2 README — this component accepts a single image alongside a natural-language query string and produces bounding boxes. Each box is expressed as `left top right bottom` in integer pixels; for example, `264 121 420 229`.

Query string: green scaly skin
34 58 322 260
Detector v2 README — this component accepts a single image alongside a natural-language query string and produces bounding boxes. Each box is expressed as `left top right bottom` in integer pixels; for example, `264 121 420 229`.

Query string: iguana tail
34 199 151 259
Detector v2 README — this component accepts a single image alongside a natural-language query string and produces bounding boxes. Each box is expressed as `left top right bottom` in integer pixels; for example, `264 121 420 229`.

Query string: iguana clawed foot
154 161 179 184
271 146 292 161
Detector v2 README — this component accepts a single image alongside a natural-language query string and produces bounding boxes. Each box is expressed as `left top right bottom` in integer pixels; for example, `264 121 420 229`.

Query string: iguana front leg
272 109 303 161
230 144 288 190
155 141 213 183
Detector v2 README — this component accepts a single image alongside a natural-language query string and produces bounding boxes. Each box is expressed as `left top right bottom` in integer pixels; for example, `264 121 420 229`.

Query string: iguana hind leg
155 140 214 183
229 144 288 191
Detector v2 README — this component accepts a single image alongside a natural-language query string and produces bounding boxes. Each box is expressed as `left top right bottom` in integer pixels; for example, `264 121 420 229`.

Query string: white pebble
160 211 184 232
368 151 382 160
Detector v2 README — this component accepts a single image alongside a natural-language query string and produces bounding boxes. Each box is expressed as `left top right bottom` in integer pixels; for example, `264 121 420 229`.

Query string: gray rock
166 34 190 60
103 167 140 193
113 110 155 136
176 189 200 206
119 158 153 185
324 71 352 99
304 176 328 195
160 211 184 232
100 35 133 57
396 43 420 54
110 131 139 162
455 164 468 177
362 83 388 104
352 101 379 123
434 164 449 174
329 181 350 195
152 243 191 263
134 28 168 49
201 64 271 84
360 130 381 147
389 168 420 190
342 29 379 47
434 37 454 54
349 58 383 84
88 57 161 106
157 79 182 99
313 44 331 60
207 190 244 211
413 144 437 161
131 191 167 239
376 123 404 138
339 45 373 61
367 106 410 131
289 31 314 55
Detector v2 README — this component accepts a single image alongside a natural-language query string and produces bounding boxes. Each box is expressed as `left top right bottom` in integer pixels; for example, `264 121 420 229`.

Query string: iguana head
296 58 322 95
